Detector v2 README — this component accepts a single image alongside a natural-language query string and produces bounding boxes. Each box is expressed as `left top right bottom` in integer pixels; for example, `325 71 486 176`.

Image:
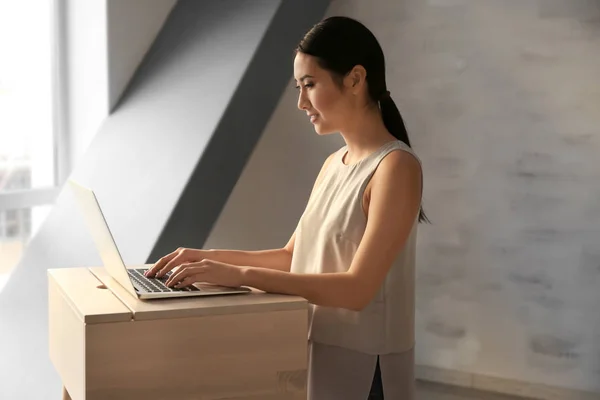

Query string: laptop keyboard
128 268 199 293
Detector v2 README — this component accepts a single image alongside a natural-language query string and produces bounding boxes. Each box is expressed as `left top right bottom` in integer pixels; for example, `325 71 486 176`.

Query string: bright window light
0 1 55 193
0 1 56 289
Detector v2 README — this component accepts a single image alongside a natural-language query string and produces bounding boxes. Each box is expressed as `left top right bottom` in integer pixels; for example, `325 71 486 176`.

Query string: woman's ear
343 65 367 94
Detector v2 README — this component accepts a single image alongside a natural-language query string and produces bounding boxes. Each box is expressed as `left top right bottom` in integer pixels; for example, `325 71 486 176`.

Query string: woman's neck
339 108 396 164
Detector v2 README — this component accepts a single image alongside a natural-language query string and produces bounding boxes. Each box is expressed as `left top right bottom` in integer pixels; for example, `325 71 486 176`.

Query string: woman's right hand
144 247 207 278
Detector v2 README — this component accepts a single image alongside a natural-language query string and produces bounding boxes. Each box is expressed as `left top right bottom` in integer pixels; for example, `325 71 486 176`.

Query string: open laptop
68 179 251 300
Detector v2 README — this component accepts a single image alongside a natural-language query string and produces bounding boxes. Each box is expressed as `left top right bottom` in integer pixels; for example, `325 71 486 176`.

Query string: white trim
0 188 59 210
51 0 70 187
0 273 9 293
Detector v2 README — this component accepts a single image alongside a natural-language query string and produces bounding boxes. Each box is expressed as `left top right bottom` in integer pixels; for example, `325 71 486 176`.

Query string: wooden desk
48 267 308 400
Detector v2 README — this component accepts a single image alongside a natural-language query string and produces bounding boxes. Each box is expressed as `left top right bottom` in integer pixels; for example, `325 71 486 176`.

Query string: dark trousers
368 356 384 399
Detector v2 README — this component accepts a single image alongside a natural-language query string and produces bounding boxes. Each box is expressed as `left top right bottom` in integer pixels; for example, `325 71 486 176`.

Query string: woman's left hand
164 259 246 289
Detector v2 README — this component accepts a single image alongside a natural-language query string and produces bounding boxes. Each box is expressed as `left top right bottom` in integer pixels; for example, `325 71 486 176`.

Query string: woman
146 16 426 400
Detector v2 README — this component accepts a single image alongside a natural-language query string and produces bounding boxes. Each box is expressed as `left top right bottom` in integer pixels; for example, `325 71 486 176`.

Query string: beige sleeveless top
290 140 420 355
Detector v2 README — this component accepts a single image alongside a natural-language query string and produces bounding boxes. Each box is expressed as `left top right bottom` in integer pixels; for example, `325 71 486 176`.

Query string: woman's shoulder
383 141 422 167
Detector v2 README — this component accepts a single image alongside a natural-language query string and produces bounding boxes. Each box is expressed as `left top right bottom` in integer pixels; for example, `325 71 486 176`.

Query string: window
0 1 65 286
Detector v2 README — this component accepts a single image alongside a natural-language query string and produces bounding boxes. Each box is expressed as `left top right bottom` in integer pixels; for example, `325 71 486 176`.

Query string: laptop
68 179 251 300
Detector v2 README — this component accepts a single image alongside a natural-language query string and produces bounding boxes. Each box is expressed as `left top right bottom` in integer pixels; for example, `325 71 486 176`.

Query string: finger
145 250 179 277
165 264 195 287
156 253 189 278
174 276 196 288
167 271 191 287
166 260 208 286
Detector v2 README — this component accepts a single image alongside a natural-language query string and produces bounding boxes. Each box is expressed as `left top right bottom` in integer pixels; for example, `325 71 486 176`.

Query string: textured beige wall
207 0 600 394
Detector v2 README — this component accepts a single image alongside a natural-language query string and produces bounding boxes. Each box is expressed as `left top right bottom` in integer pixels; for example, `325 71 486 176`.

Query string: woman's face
293 53 354 135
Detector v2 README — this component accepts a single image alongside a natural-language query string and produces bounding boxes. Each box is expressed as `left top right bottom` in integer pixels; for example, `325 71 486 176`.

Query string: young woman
146 16 426 400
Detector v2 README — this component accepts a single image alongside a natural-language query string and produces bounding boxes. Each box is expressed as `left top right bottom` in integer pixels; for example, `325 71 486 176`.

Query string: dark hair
296 16 429 223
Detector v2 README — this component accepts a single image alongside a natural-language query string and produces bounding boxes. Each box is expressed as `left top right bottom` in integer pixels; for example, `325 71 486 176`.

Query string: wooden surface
48 268 131 323
84 309 308 399
89 266 308 321
49 278 86 400
49 267 309 400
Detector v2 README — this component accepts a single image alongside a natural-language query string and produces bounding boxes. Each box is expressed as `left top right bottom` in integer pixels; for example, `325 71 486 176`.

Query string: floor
416 381 532 400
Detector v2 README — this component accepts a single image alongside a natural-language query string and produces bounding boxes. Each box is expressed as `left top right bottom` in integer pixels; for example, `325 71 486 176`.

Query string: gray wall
64 0 177 175
107 0 178 109
207 0 600 395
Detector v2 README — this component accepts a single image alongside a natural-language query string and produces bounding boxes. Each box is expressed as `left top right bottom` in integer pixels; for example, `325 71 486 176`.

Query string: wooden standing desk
48 267 308 400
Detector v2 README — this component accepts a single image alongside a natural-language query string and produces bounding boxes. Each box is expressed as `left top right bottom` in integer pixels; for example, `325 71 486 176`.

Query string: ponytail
379 94 411 148
380 94 429 224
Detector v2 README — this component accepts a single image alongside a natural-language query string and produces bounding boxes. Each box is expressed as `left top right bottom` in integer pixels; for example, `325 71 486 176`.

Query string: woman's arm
241 150 423 311
147 245 294 277
202 248 293 272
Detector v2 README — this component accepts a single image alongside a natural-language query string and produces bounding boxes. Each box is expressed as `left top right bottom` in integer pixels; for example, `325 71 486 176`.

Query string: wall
65 0 177 172
107 0 178 109
206 0 600 395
